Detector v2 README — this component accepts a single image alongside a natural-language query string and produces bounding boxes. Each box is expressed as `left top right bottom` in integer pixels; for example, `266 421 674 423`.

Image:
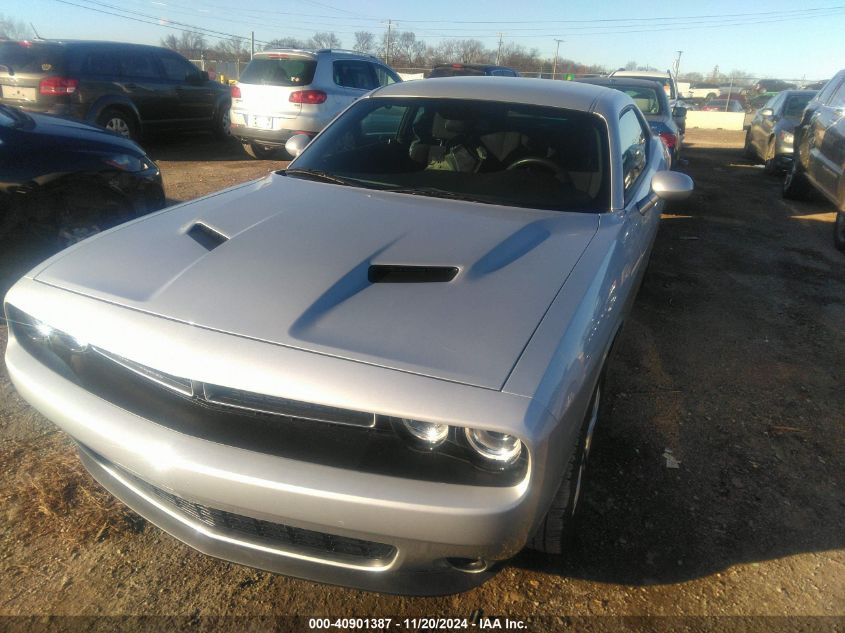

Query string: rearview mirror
639 170 694 214
285 134 311 158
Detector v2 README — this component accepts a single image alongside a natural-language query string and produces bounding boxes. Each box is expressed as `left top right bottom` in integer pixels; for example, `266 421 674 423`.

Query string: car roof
611 70 671 79
575 77 667 89
4 39 163 50
370 76 628 115
432 63 513 70
778 89 817 96
255 48 378 60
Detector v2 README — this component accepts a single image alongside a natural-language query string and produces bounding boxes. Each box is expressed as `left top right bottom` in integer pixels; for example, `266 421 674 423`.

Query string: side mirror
639 170 694 214
760 108 774 118
672 106 687 118
285 133 311 158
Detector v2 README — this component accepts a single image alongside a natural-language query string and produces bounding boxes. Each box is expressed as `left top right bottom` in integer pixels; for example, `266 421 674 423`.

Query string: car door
332 60 378 110
155 50 215 126
618 108 659 291
752 93 783 155
115 48 172 126
808 80 845 198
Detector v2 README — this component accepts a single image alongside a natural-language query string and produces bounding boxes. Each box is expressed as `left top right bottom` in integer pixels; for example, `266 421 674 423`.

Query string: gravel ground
0 130 842 631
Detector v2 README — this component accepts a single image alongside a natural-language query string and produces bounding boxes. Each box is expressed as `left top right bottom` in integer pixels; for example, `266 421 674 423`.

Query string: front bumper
4 281 561 594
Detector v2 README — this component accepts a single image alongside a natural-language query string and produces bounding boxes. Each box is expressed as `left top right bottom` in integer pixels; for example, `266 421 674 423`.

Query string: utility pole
250 31 255 59
673 50 683 78
385 19 393 66
552 38 563 80
496 32 504 65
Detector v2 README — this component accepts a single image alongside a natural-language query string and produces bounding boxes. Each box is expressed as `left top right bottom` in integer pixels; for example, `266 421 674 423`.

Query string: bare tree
219 36 249 61
308 32 341 49
455 39 488 64
160 31 206 58
265 37 306 50
0 13 30 40
353 31 375 54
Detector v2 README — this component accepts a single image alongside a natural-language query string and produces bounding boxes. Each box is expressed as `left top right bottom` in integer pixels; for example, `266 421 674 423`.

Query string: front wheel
242 142 278 159
763 139 778 175
783 160 810 200
526 380 603 554
834 210 845 252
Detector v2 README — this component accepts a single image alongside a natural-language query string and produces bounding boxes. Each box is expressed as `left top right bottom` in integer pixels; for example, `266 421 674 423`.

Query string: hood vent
187 222 228 251
368 265 458 284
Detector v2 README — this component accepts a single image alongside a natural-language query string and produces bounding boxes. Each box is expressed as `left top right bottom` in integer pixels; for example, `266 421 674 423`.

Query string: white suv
230 49 402 158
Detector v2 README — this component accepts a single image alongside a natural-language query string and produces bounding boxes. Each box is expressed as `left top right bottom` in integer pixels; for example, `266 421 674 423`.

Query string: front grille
119 466 397 566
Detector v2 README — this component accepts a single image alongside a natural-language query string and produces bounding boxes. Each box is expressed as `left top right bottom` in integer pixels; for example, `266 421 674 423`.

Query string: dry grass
0 432 141 546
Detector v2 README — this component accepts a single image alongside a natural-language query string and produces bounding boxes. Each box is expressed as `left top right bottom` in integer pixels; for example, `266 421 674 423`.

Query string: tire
744 130 756 159
834 210 845 252
29 184 133 248
526 379 603 554
763 138 778 175
783 160 811 200
97 107 138 141
242 142 277 159
212 105 232 140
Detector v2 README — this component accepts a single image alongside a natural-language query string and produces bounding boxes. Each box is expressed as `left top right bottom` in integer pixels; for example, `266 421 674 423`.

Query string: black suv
783 69 845 251
428 64 520 78
0 40 231 142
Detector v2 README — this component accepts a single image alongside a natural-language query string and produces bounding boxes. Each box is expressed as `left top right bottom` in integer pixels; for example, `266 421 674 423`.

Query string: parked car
749 92 779 110
0 104 164 245
783 69 845 251
0 40 231 142
575 76 684 165
803 80 828 91
428 63 521 78
700 99 745 112
4 77 692 594
744 90 817 174
752 79 796 94
230 48 401 159
684 81 721 100
608 69 685 133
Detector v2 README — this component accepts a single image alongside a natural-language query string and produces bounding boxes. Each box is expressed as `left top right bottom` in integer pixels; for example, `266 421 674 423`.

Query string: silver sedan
4 77 692 595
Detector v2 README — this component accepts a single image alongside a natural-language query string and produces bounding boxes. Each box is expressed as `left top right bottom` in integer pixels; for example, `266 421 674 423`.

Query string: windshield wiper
285 168 363 187
382 186 488 203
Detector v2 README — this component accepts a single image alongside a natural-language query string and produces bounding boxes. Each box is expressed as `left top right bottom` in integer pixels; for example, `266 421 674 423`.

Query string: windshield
783 94 813 117
239 56 317 86
0 42 64 75
619 86 664 114
289 97 610 212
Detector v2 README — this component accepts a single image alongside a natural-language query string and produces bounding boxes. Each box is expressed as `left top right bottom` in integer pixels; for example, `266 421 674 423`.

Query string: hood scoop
187 222 228 251
368 265 459 284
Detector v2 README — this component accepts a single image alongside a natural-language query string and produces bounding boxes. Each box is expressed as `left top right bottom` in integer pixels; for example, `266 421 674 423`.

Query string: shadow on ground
511 143 844 585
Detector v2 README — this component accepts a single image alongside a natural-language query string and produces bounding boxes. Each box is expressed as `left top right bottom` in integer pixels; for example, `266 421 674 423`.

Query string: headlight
103 154 151 172
7 307 88 353
402 418 449 446
465 428 523 464
779 130 794 144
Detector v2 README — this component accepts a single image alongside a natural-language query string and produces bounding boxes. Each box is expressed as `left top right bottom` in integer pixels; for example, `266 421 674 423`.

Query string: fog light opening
445 557 488 573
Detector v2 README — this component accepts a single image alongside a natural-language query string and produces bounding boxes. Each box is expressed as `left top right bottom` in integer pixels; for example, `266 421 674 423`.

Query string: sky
5 0 845 79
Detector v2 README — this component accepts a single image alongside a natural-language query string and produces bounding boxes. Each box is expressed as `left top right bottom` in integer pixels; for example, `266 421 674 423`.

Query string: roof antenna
30 23 43 40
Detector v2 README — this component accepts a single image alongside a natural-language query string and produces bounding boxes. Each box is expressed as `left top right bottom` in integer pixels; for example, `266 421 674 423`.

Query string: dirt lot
0 130 843 630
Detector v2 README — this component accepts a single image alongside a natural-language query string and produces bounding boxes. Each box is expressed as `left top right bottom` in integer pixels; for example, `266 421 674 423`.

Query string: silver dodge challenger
4 77 693 594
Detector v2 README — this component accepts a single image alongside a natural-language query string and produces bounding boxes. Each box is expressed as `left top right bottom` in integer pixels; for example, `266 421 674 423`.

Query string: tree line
159 29 608 75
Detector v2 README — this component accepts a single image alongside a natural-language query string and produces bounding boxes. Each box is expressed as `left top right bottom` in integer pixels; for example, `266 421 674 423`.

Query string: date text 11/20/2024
307 618 528 630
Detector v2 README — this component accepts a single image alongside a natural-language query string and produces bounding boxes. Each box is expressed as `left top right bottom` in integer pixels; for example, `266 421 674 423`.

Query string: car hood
34 173 599 389
22 110 146 154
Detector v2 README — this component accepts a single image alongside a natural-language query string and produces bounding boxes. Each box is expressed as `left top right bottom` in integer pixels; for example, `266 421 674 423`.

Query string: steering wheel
506 157 566 179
